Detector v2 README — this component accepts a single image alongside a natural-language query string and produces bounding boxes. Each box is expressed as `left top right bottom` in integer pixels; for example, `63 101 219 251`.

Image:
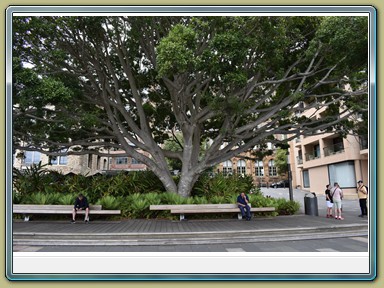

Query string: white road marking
316 248 339 252
14 246 43 252
350 237 369 243
226 248 246 252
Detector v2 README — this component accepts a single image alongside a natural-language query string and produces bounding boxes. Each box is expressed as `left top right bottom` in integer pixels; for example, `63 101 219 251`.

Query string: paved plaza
12 188 370 252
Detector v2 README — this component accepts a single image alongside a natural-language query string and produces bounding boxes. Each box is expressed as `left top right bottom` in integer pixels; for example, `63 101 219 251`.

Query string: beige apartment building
288 108 368 199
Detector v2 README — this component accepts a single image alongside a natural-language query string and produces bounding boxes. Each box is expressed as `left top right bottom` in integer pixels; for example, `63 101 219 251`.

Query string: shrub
13 162 50 196
225 194 238 204
96 195 120 210
192 196 209 204
12 169 299 219
12 190 22 204
209 195 226 204
275 198 300 215
24 192 60 205
144 192 162 206
160 192 185 205
123 171 166 195
118 197 132 218
193 173 256 199
129 198 150 218
62 175 95 201
57 194 77 205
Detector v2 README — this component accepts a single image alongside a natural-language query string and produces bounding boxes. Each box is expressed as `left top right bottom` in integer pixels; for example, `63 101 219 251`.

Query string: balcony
323 143 345 157
305 153 320 161
359 136 368 150
294 137 302 147
296 156 303 165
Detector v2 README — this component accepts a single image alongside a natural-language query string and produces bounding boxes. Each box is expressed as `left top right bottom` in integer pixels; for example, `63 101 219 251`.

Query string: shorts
333 200 342 210
326 201 333 208
75 206 89 210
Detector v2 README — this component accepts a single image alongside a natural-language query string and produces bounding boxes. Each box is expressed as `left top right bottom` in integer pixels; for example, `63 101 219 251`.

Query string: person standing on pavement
237 192 251 221
357 180 368 217
331 182 344 220
325 184 333 218
72 193 90 223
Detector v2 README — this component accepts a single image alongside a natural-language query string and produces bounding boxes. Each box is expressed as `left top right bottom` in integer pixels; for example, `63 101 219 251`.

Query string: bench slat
13 204 103 210
150 204 240 210
13 204 121 222
170 207 275 214
13 209 121 215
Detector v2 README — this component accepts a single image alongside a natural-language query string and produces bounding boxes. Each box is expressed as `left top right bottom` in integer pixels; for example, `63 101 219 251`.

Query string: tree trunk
177 171 200 198
150 161 199 198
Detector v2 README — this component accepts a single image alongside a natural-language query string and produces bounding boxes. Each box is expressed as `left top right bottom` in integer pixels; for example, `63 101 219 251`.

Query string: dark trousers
238 205 251 218
359 198 367 216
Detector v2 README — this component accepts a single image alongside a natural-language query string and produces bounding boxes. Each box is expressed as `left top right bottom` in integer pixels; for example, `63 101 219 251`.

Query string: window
328 161 356 188
237 160 246 175
97 156 101 169
116 157 128 165
51 155 68 165
359 136 368 150
51 150 68 165
255 160 264 176
303 170 310 188
24 151 41 165
333 137 344 153
297 150 303 164
267 142 276 150
88 154 93 168
131 158 141 164
314 144 321 158
222 160 232 176
268 160 277 176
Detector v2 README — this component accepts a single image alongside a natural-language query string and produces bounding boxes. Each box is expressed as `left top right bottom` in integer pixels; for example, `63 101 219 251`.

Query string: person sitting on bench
71 193 89 223
237 192 251 221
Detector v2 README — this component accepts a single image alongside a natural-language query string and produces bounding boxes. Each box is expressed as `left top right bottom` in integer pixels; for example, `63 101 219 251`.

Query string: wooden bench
150 204 275 221
13 204 121 221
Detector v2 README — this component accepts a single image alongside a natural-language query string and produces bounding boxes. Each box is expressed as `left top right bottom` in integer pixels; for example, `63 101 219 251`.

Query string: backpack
365 185 368 194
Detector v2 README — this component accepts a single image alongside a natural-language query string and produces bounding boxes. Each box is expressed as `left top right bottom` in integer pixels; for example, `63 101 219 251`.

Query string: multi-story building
217 152 281 187
105 150 148 172
216 139 287 187
13 149 148 175
288 106 368 199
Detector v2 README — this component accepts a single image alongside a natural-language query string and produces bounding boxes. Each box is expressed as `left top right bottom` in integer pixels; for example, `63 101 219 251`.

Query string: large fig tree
12 16 368 197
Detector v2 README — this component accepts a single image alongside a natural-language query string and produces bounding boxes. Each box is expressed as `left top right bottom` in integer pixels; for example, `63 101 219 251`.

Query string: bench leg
179 214 185 221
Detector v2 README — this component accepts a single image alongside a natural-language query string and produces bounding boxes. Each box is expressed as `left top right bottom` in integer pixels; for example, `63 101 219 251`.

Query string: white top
331 187 343 201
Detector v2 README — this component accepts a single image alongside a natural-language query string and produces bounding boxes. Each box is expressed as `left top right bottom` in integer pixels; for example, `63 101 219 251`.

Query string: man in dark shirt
71 193 89 223
237 192 251 221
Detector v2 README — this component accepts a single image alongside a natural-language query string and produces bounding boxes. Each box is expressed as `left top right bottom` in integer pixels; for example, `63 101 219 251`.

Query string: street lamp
287 150 294 201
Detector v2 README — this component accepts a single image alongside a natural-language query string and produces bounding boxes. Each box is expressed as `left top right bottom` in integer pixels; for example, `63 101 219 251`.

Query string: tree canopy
12 16 369 197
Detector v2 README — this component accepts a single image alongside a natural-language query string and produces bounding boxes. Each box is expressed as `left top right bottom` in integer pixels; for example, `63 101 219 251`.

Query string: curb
13 224 368 246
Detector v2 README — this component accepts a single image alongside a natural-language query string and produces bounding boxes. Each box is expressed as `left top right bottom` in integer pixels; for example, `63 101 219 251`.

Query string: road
15 235 368 252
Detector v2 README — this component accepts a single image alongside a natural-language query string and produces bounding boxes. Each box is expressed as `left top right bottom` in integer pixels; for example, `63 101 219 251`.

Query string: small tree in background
274 148 289 176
